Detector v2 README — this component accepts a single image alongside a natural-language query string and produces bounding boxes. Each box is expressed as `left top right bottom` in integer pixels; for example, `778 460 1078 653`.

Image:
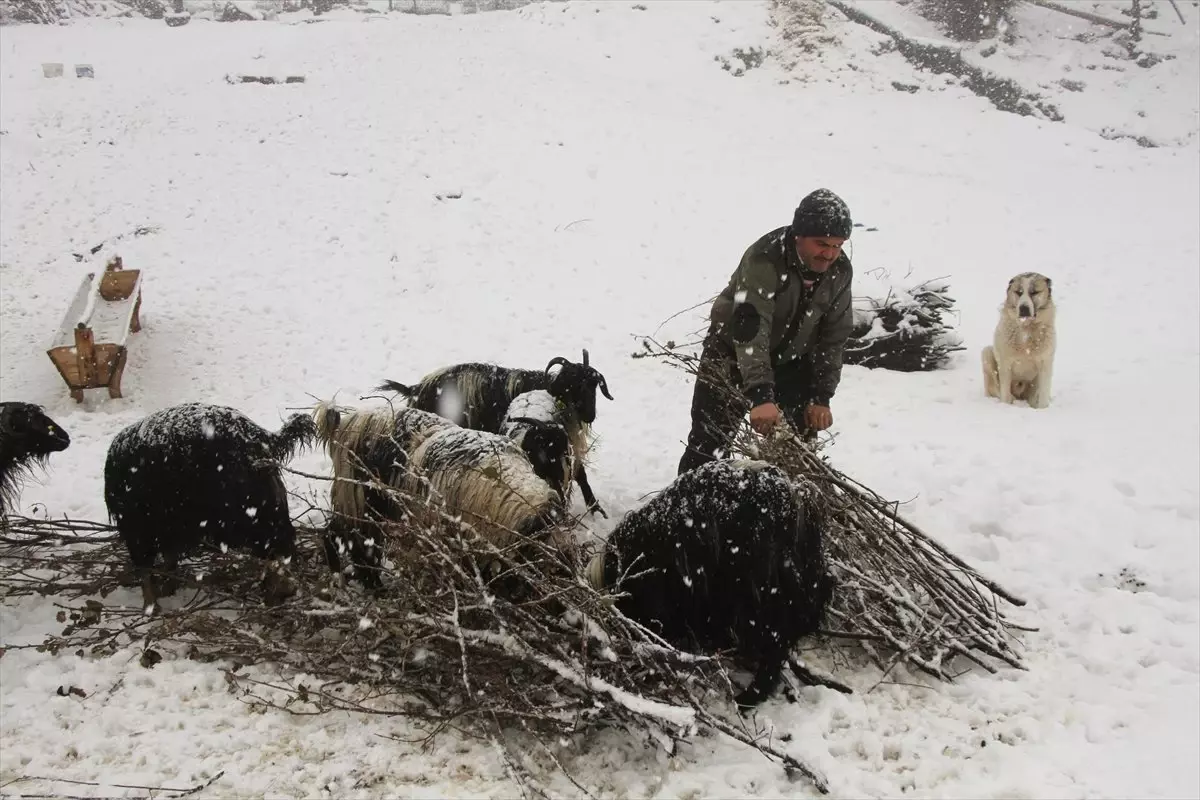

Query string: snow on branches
844 277 965 372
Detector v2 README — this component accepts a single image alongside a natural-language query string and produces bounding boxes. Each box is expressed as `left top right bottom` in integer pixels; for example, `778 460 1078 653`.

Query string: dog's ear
1044 277 1053 297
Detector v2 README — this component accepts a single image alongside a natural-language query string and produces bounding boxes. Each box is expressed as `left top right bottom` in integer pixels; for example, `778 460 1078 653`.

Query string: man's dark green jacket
707 225 854 408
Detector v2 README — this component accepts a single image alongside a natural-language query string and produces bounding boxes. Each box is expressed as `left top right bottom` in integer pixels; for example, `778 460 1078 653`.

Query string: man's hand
805 403 833 431
749 402 783 434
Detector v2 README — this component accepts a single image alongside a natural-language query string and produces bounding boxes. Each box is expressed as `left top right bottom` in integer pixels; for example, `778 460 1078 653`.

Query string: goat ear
0 404 22 434
322 406 342 434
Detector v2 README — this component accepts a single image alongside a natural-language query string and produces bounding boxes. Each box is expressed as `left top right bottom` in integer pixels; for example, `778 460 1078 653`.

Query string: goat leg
574 463 606 518
324 523 383 590
788 655 854 695
139 571 159 614
321 529 345 574
736 652 787 712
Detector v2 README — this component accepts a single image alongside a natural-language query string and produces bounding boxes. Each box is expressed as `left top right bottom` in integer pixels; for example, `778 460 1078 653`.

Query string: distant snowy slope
833 0 1200 146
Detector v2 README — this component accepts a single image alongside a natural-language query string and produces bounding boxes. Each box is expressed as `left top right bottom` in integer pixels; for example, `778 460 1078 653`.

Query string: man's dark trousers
677 336 818 476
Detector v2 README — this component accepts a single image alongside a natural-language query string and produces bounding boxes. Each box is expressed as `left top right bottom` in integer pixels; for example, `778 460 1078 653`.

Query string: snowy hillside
1 1 1198 797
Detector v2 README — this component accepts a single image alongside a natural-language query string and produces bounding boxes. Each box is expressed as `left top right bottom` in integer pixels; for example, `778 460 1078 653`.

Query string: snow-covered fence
454 0 541 12
0 0 549 22
388 0 553 14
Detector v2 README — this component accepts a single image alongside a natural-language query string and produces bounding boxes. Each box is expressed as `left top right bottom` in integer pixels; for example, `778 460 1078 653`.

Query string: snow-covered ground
1 1 1197 797
838 0 1200 148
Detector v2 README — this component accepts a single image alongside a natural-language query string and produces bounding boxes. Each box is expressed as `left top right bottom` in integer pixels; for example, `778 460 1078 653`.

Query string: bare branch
630 336 1031 682
0 461 830 795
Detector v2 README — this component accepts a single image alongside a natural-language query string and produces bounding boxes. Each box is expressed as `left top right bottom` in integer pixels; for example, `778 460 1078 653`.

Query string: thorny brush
0 452 832 797
632 335 1032 685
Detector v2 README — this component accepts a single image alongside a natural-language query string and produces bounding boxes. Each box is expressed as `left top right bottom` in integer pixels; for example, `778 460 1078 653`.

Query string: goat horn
595 371 613 401
545 357 570 373
582 348 589 367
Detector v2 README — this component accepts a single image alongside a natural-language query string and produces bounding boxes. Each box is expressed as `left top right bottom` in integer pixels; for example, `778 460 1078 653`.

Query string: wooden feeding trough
47 256 143 403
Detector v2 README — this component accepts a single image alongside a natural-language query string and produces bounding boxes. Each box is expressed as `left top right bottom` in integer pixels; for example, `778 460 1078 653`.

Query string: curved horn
593 370 613 401
545 356 570 374
582 348 589 367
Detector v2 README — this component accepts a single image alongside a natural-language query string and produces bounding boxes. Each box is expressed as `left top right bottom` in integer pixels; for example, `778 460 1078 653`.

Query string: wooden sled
47 256 143 403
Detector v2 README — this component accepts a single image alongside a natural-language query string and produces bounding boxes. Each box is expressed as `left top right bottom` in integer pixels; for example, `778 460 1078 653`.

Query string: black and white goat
313 402 566 587
586 459 834 709
500 388 602 516
376 348 612 516
0 402 71 516
104 402 317 610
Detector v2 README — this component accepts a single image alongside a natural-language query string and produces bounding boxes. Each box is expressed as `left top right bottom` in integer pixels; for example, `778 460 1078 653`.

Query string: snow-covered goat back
313 402 565 588
501 389 576 507
592 459 834 709
376 348 613 433
375 351 612 517
0 402 71 515
104 402 316 609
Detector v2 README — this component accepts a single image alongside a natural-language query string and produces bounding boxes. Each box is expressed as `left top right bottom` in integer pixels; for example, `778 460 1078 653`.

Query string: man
677 188 855 476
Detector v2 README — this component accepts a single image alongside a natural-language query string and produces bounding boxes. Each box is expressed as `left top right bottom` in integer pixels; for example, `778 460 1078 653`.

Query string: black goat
0 402 71 516
377 348 612 516
586 459 834 709
104 402 316 610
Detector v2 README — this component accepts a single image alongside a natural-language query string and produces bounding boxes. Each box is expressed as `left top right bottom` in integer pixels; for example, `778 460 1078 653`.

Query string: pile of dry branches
844 278 965 372
634 337 1032 682
0 477 831 797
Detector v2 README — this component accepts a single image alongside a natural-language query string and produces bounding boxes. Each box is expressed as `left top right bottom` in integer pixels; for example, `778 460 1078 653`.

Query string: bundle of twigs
0 518 125 603
844 278 965 372
0 476 832 797
634 337 1032 683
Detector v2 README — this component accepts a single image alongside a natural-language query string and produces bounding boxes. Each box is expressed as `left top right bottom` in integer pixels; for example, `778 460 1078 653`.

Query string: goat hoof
261 571 298 606
157 575 182 597
589 504 608 519
734 688 765 712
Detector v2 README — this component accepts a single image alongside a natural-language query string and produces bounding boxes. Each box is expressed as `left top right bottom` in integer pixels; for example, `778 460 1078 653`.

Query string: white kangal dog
981 272 1057 409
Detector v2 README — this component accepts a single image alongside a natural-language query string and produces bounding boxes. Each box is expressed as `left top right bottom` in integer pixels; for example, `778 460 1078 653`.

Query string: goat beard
0 451 52 515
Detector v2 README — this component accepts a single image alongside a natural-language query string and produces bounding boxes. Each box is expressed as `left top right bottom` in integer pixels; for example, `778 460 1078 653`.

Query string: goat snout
46 423 71 451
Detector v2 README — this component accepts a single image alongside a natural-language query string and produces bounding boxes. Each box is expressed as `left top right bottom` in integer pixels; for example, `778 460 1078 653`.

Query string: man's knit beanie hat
793 189 853 239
